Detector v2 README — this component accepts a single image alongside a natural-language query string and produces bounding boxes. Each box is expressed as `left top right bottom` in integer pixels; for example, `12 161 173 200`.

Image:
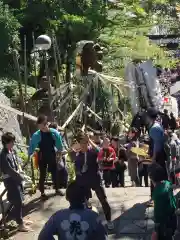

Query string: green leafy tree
99 0 178 77
0 1 20 77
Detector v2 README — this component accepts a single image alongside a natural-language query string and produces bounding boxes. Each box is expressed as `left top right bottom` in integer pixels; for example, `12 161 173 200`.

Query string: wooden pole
32 32 39 115
32 32 38 90
52 34 60 87
44 52 54 121
24 35 27 111
13 50 25 112
54 36 62 71
62 102 83 129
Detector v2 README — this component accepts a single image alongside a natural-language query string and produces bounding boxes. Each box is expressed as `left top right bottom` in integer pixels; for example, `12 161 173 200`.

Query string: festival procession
1 1 180 240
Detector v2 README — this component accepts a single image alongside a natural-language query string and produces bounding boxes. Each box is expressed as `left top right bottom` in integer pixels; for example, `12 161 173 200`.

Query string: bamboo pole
53 86 78 112
51 83 70 107
62 102 83 129
0 98 101 130
0 102 37 122
44 52 54 121
84 104 102 120
99 76 124 118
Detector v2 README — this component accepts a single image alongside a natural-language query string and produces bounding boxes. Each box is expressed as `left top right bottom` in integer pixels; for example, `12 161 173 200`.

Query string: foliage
0 0 107 84
0 78 35 101
66 154 75 183
0 1 20 77
99 0 178 77
17 151 28 162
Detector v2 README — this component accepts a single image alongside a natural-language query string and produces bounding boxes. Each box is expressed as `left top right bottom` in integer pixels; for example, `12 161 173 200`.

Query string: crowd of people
0 109 180 239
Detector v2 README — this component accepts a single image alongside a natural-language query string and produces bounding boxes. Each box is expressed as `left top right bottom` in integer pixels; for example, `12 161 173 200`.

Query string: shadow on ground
97 201 154 240
5 191 57 225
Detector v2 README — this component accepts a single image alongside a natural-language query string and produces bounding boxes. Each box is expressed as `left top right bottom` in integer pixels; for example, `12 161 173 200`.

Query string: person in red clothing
98 138 116 188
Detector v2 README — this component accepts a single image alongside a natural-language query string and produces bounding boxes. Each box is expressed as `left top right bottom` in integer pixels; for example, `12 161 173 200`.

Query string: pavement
8 172 154 240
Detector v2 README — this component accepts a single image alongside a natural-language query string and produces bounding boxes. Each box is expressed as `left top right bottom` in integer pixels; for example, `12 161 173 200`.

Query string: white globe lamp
35 35 52 51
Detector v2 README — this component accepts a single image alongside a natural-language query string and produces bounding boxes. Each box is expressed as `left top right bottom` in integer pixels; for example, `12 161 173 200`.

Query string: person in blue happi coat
28 115 63 200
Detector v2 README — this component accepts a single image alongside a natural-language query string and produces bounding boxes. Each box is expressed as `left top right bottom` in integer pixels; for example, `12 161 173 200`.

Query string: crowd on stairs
0 108 180 239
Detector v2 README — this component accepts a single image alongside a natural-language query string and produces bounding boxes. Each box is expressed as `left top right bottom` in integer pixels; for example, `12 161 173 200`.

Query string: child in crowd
98 138 116 188
92 131 103 147
111 137 127 187
148 163 176 240
38 180 108 240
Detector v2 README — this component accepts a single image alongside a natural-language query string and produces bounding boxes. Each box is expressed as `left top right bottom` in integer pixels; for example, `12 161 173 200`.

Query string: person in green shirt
148 163 177 240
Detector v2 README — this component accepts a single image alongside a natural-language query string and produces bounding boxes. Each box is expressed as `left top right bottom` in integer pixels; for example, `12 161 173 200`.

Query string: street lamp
35 34 54 120
35 35 52 51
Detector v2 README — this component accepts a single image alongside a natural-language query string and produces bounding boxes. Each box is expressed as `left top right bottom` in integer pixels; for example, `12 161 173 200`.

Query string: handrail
0 189 7 199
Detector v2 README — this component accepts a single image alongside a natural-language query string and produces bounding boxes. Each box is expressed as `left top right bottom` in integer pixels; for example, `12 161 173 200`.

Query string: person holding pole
28 115 63 200
74 131 114 230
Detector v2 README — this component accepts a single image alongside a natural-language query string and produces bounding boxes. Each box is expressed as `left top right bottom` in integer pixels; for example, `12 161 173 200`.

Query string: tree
0 1 20 77
99 0 178 77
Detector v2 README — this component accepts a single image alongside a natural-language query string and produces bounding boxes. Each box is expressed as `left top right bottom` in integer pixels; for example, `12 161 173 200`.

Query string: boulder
0 93 26 152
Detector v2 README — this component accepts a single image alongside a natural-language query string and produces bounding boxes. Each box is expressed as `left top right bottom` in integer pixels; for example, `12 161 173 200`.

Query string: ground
10 172 154 240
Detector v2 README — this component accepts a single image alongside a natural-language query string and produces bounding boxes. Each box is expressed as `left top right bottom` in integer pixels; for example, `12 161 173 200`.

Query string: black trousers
116 170 125 187
57 168 68 188
91 184 111 221
4 178 23 224
103 169 117 187
115 163 126 187
156 213 176 240
38 158 58 194
139 164 149 187
114 169 125 187
150 150 168 197
76 175 111 221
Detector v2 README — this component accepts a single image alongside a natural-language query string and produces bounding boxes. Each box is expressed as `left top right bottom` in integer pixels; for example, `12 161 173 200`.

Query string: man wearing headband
74 132 114 230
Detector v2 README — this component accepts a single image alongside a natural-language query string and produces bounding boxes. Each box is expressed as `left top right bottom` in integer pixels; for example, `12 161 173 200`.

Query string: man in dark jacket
169 112 177 132
28 115 64 199
162 109 170 130
74 132 113 230
0 132 31 231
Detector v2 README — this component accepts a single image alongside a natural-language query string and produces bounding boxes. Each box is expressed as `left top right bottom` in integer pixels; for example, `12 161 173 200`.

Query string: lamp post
34 35 54 121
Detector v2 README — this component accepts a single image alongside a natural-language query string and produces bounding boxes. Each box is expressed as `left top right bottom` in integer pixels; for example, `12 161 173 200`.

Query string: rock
0 93 26 153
